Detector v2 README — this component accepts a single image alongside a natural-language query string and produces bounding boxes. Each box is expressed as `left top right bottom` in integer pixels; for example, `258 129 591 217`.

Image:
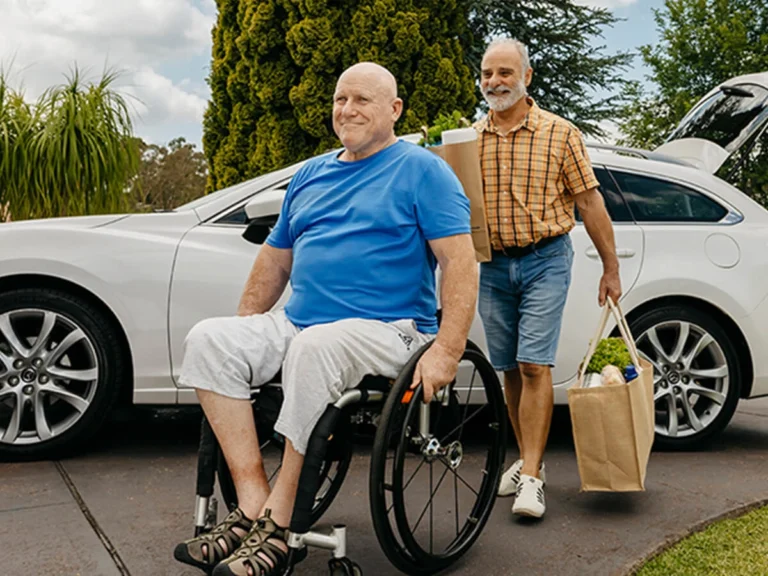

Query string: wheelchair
189 339 507 576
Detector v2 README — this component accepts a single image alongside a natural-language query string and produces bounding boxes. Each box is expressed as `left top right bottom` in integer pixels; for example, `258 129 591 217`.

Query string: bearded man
474 38 621 519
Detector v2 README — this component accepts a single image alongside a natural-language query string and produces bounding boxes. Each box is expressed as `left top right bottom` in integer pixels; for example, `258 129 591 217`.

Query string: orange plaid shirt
475 98 599 250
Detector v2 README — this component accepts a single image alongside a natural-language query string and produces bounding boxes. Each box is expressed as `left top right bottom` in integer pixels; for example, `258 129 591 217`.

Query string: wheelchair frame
190 340 506 576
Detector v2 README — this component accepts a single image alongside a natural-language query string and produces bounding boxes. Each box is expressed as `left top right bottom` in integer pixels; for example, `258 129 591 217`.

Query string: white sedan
2 72 768 459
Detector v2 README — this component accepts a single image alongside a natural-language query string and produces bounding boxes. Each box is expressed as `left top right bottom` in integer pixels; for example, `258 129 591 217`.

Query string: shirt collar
475 96 540 135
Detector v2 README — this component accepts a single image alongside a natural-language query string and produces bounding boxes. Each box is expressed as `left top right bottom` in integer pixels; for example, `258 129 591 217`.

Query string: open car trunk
654 72 768 174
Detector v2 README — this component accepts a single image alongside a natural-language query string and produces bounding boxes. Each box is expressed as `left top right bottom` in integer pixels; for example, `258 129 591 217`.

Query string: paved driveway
2 399 768 576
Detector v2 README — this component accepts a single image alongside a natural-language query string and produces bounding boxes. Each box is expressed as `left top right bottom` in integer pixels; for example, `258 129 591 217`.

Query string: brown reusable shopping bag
423 128 492 263
567 298 655 491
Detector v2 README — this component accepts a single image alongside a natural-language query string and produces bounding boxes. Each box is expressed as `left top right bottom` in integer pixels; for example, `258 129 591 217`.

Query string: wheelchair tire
216 412 354 527
369 341 506 575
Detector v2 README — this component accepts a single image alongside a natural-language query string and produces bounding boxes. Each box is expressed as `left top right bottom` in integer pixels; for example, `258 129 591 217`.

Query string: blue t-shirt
265 139 470 334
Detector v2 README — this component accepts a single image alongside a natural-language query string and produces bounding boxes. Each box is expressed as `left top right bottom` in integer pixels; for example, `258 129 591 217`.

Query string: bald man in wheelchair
172 62 478 576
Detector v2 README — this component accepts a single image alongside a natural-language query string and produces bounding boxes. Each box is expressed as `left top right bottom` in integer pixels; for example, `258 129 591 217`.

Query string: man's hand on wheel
410 342 461 403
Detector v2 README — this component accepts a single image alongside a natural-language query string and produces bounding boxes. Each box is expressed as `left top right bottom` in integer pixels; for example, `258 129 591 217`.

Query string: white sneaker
497 459 547 497
512 474 546 518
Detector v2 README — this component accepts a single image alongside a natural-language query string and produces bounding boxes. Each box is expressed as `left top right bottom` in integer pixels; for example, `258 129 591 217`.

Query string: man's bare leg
197 389 271 522
257 438 303 527
517 363 553 479
503 368 524 457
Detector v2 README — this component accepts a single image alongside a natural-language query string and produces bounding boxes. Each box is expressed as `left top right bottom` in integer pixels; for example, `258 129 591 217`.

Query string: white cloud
124 67 207 125
573 0 639 8
0 0 215 145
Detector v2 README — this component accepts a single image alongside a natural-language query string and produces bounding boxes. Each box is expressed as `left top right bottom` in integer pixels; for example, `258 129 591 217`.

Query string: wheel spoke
454 467 459 538
34 392 53 441
646 327 671 364
429 461 434 554
688 384 726 406
47 328 86 365
48 387 90 413
689 365 728 380
666 394 679 437
439 406 486 445
412 464 450 535
670 322 690 363
387 458 427 515
456 367 478 442
29 312 57 358
47 366 98 382
680 392 704 432
0 313 28 358
639 349 663 375
683 333 714 370
2 394 23 443
437 457 479 497
0 349 13 371
654 387 670 402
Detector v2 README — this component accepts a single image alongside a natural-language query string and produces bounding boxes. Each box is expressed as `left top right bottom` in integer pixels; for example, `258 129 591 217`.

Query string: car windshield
174 179 256 212
666 84 768 152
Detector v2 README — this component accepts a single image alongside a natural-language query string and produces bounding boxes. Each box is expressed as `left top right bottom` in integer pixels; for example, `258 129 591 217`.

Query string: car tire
627 304 741 450
0 287 127 460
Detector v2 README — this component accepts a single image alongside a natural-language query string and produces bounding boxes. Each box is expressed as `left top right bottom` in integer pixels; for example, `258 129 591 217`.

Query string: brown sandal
174 507 254 573
212 509 306 576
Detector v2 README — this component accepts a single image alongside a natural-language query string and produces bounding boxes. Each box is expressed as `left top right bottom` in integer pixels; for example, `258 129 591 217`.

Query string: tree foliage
203 0 478 192
0 67 139 221
466 0 634 139
130 137 208 212
618 0 768 150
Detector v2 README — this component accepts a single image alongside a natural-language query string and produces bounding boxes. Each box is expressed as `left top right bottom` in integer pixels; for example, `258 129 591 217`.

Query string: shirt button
502 165 508 169
503 218 510 223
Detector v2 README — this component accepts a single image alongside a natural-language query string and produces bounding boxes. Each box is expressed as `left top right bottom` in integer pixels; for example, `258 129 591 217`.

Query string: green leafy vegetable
585 337 632 374
418 111 470 146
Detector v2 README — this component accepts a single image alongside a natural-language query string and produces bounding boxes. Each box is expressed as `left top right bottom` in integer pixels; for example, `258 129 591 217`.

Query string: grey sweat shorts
178 309 434 455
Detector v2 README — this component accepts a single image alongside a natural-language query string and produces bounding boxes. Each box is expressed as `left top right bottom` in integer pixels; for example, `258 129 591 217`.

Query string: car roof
190 133 764 223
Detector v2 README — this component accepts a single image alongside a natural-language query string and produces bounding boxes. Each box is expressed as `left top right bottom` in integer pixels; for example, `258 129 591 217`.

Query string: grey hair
484 37 531 73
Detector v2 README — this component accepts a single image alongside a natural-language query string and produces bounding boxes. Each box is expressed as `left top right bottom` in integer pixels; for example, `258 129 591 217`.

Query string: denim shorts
478 234 574 371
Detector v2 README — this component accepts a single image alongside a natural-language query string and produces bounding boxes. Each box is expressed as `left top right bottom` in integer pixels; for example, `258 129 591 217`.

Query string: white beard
484 80 527 112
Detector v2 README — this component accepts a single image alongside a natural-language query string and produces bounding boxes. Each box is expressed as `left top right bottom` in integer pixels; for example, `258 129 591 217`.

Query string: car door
551 167 645 387
168 181 290 400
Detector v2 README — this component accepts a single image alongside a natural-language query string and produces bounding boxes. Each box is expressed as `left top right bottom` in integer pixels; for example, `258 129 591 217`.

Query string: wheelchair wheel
369 342 506 575
216 408 353 527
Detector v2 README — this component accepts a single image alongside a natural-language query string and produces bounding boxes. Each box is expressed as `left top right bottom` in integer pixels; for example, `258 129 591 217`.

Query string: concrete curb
620 497 768 576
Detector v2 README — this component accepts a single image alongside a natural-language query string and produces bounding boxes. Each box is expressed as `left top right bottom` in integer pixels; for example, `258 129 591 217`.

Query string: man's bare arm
574 188 622 305
411 233 478 402
237 245 293 316
430 233 478 359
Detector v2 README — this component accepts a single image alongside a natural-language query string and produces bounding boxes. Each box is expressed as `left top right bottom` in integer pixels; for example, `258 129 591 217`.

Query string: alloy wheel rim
636 320 728 439
0 308 99 446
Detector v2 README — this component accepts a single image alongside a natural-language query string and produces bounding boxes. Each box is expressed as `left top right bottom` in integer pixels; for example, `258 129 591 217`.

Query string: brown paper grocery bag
427 138 492 263
567 298 655 491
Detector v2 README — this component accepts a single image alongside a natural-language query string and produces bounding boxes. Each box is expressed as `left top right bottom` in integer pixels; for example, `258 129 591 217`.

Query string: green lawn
637 504 768 575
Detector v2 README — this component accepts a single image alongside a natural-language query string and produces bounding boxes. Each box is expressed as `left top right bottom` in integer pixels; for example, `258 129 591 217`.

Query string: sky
0 0 666 150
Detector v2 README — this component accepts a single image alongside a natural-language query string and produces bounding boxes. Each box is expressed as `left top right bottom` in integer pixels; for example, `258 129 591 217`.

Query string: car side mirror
242 216 277 245
242 188 285 245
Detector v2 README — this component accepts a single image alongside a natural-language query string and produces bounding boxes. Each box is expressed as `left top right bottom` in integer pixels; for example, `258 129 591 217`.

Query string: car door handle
586 247 636 259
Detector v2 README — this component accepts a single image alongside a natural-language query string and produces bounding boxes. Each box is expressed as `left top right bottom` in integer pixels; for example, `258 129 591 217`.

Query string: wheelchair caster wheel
328 557 362 576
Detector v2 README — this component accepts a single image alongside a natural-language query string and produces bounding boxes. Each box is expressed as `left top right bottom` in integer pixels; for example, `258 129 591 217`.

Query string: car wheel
0 287 126 459
628 304 741 450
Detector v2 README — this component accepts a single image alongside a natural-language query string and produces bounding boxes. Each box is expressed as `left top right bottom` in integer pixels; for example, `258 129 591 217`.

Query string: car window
611 171 728 223
665 84 768 152
575 167 633 223
213 182 290 226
